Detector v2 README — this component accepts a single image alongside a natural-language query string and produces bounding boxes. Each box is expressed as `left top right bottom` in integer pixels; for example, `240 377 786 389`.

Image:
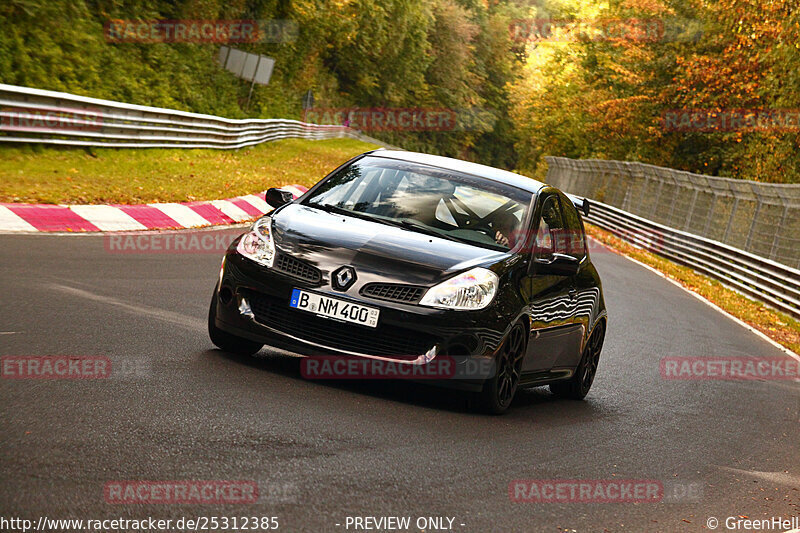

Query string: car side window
558 194 587 260
534 195 565 259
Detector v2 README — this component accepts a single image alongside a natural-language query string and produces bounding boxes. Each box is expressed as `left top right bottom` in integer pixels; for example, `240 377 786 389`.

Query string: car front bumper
213 247 513 390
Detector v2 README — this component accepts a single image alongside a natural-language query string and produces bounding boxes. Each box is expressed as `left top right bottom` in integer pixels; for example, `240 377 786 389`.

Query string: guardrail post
722 197 739 243
652 177 665 213
744 196 763 252
684 188 699 231
637 167 650 209
667 171 683 225
702 193 717 236
769 204 790 261
621 163 634 212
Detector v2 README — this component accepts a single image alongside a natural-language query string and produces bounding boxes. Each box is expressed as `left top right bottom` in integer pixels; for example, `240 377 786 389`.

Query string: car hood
270 203 510 285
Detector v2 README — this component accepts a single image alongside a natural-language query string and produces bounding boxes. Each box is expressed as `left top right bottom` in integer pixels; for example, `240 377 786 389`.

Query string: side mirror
265 188 294 209
533 253 579 276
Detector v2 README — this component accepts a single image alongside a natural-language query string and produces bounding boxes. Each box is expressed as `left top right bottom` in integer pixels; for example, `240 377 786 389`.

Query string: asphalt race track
1 230 798 532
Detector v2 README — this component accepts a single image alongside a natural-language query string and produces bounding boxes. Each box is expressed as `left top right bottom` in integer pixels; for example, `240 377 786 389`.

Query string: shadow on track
204 347 610 422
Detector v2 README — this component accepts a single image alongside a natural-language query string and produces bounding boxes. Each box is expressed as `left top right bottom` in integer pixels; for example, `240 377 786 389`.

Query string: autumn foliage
1 0 797 182
509 0 800 183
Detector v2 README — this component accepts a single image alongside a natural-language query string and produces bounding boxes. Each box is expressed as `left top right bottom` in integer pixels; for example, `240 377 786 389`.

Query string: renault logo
332 266 357 291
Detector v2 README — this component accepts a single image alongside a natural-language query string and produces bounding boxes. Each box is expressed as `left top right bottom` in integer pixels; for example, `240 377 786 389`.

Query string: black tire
550 321 605 400
475 323 527 415
208 288 263 356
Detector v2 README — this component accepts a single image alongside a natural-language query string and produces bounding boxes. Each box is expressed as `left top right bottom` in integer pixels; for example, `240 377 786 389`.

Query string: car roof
366 150 546 195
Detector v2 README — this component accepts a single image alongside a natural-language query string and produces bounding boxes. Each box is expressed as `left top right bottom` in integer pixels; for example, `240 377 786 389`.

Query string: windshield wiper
307 202 375 222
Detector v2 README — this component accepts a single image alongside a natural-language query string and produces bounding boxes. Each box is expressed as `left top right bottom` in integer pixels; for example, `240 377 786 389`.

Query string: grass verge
586 224 800 355
0 138 380 204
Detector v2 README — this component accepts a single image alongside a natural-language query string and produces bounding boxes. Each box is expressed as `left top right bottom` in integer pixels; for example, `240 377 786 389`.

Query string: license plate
289 289 380 328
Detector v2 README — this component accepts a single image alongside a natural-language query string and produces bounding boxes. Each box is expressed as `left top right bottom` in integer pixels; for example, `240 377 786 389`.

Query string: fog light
422 345 438 363
238 298 254 319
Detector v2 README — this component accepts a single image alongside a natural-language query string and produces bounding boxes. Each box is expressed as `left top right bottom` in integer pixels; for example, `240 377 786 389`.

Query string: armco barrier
545 156 800 269
0 84 390 149
3 85 795 317
585 200 800 319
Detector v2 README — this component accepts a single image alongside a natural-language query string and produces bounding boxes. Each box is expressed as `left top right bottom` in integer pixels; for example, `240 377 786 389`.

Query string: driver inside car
493 210 522 249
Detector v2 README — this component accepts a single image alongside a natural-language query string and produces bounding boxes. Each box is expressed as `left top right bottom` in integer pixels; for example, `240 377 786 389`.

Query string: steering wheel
441 196 491 233
442 197 474 227
445 196 520 234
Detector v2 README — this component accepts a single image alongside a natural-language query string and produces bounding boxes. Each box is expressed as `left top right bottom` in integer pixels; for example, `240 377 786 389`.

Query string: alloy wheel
579 322 605 395
496 324 526 407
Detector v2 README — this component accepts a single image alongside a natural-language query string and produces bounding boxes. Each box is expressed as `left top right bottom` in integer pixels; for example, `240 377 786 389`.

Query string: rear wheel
550 321 605 400
476 323 526 414
208 288 263 356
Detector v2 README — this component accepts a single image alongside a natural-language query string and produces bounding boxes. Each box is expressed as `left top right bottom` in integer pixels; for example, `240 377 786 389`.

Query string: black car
209 150 606 413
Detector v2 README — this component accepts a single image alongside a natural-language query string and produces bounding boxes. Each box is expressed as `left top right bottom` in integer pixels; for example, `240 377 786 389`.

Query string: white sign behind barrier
219 46 274 85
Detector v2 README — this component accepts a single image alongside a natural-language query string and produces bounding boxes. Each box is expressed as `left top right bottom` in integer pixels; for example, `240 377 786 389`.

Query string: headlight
419 267 498 310
236 216 275 267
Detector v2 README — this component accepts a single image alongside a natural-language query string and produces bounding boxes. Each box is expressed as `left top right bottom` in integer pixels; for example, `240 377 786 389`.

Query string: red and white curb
0 185 308 233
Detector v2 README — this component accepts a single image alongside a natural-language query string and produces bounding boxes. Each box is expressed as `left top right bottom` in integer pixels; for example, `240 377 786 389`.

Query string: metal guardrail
3 84 795 317
585 199 800 320
0 83 390 149
546 157 800 269
546 156 800 319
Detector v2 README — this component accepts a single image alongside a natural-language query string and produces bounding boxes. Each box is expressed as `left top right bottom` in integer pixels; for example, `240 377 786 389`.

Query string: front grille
360 283 425 304
274 254 322 283
246 291 438 357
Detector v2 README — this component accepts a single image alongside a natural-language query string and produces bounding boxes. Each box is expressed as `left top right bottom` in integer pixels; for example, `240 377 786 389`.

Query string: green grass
0 138 380 204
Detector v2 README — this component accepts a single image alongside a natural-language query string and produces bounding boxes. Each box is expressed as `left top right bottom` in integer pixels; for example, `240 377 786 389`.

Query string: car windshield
304 156 533 251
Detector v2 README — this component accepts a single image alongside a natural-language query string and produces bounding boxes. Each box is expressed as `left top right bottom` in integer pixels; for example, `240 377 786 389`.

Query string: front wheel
550 321 605 400
475 323 527 414
208 288 263 356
